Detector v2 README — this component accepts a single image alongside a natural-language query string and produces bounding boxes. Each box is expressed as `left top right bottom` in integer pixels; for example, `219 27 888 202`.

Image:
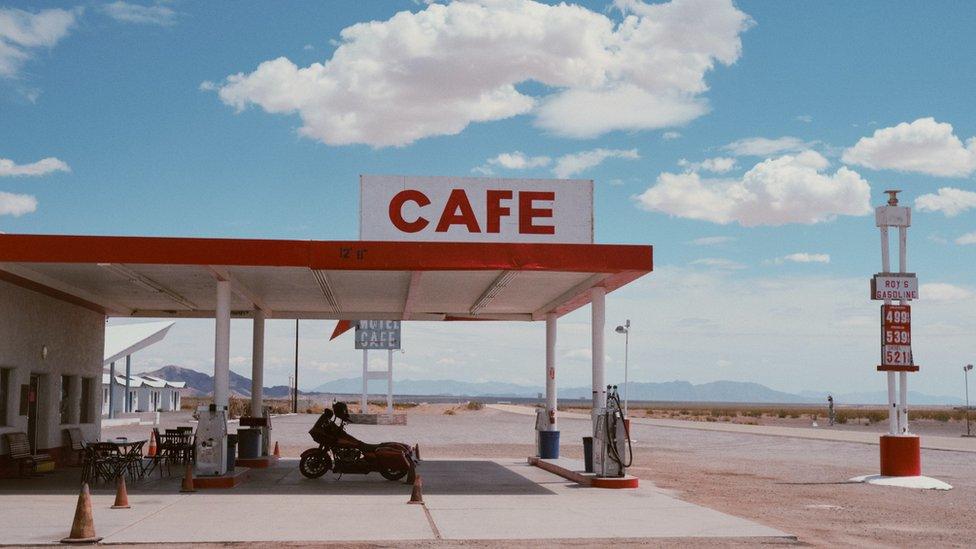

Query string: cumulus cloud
842 118 976 177
956 232 976 246
0 156 70 177
690 236 735 246
206 0 751 147
492 151 551 170
635 151 872 226
920 283 973 302
553 148 639 178
0 7 77 77
102 2 176 26
914 187 976 217
0 191 37 216
722 136 812 157
774 253 830 264
662 131 682 140
678 156 737 173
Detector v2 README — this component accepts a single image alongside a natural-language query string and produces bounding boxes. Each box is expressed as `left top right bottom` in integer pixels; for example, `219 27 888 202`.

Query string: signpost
355 320 400 415
872 190 921 477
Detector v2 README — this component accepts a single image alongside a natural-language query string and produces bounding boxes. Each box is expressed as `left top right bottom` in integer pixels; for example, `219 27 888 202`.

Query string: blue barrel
539 430 560 459
226 434 238 471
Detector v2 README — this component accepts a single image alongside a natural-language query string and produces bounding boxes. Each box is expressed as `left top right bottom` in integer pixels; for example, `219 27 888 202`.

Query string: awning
0 234 652 321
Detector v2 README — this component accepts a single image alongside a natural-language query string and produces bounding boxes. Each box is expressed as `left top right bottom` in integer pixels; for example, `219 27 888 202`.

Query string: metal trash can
538 430 560 459
582 436 593 473
237 428 262 459
226 433 238 471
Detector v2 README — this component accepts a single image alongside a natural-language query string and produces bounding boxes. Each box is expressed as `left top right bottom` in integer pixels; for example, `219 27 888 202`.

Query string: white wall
0 279 104 457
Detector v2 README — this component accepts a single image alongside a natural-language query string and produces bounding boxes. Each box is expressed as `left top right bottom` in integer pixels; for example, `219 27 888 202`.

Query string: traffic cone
179 462 196 493
146 431 157 457
60 483 102 544
407 475 423 505
110 476 130 509
273 441 280 458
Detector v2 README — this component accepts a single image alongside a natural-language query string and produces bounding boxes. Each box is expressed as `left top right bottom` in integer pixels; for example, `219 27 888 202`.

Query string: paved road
490 404 976 453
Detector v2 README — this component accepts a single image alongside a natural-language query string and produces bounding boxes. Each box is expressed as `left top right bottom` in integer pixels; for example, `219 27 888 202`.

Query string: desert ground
102 402 976 547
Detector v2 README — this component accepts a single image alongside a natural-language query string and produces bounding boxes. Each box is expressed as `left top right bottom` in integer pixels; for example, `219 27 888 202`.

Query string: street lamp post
614 319 631 417
965 364 974 438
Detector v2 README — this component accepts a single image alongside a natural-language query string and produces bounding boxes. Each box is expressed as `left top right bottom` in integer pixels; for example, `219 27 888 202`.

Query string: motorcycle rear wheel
380 468 408 481
299 452 332 478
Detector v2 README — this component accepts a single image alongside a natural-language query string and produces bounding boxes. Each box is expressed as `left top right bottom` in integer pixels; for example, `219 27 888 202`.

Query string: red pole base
879 435 921 476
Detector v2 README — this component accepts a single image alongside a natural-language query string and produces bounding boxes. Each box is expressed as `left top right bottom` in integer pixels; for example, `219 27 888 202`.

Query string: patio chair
87 442 123 485
64 427 86 466
2 432 53 477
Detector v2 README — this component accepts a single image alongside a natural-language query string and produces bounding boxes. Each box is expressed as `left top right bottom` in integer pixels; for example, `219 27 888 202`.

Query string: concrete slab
0 458 790 545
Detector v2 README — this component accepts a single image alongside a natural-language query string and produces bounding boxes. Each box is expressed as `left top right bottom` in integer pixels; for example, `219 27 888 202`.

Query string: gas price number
880 304 912 368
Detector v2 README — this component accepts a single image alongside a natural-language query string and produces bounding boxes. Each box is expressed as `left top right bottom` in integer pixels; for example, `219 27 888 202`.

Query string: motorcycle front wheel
380 468 408 481
299 452 332 478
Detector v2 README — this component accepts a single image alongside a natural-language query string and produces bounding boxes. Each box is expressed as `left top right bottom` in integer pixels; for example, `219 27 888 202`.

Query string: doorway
27 375 39 453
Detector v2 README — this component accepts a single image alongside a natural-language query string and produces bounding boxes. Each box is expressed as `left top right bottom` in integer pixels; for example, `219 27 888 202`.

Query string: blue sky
2 1 975 399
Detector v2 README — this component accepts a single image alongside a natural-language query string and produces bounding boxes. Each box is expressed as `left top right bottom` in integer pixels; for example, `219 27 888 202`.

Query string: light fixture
98 263 197 310
470 271 518 315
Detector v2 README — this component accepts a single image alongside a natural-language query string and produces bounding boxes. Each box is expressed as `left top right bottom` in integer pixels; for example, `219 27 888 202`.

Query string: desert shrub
466 400 485 411
932 411 951 422
705 417 717 422
394 402 419 410
865 411 886 424
443 408 456 415
777 410 788 419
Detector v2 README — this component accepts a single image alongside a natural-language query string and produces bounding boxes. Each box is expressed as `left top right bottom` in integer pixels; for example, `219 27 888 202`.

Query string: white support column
591 286 606 420
545 313 557 431
250 309 265 416
361 349 368 413
880 225 898 435
387 349 394 415
214 279 231 409
898 225 909 434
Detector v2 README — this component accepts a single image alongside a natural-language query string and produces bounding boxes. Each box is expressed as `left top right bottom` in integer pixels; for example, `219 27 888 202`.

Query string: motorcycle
298 402 417 481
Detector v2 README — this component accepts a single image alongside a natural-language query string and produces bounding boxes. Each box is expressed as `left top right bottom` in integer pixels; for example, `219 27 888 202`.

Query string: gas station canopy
0 234 652 321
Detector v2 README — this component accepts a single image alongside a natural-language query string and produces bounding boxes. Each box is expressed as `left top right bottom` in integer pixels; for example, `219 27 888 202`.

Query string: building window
80 377 93 424
0 368 9 426
60 375 71 424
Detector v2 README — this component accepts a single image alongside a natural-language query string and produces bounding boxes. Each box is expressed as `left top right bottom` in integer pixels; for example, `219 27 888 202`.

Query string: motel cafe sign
355 320 401 350
359 175 594 243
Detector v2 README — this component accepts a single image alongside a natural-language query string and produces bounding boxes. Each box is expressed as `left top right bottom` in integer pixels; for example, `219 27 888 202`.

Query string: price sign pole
872 190 921 477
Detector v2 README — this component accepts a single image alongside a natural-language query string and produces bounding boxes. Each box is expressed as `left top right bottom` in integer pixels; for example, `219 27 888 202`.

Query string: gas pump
195 404 228 477
592 385 632 477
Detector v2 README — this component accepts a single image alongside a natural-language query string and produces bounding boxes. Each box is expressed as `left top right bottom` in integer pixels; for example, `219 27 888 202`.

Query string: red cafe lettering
388 188 555 235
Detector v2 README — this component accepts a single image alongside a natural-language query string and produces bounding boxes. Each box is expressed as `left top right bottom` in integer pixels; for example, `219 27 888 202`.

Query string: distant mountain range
140 365 964 405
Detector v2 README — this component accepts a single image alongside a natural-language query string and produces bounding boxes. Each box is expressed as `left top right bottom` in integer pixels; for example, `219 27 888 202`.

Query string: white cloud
636 151 872 226
795 115 813 123
920 283 973 302
0 156 70 177
491 151 551 170
0 191 37 216
690 257 746 270
775 253 830 264
0 7 77 78
102 2 176 26
303 44 314 51
553 148 639 178
678 156 737 173
914 187 976 217
722 136 811 157
207 0 751 147
955 232 976 246
662 131 682 140
842 118 976 177
690 236 735 246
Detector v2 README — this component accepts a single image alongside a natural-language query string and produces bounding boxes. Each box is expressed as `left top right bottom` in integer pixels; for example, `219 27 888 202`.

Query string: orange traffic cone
179 462 196 493
407 474 423 505
146 431 156 457
110 475 130 509
60 483 102 544
273 441 280 458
